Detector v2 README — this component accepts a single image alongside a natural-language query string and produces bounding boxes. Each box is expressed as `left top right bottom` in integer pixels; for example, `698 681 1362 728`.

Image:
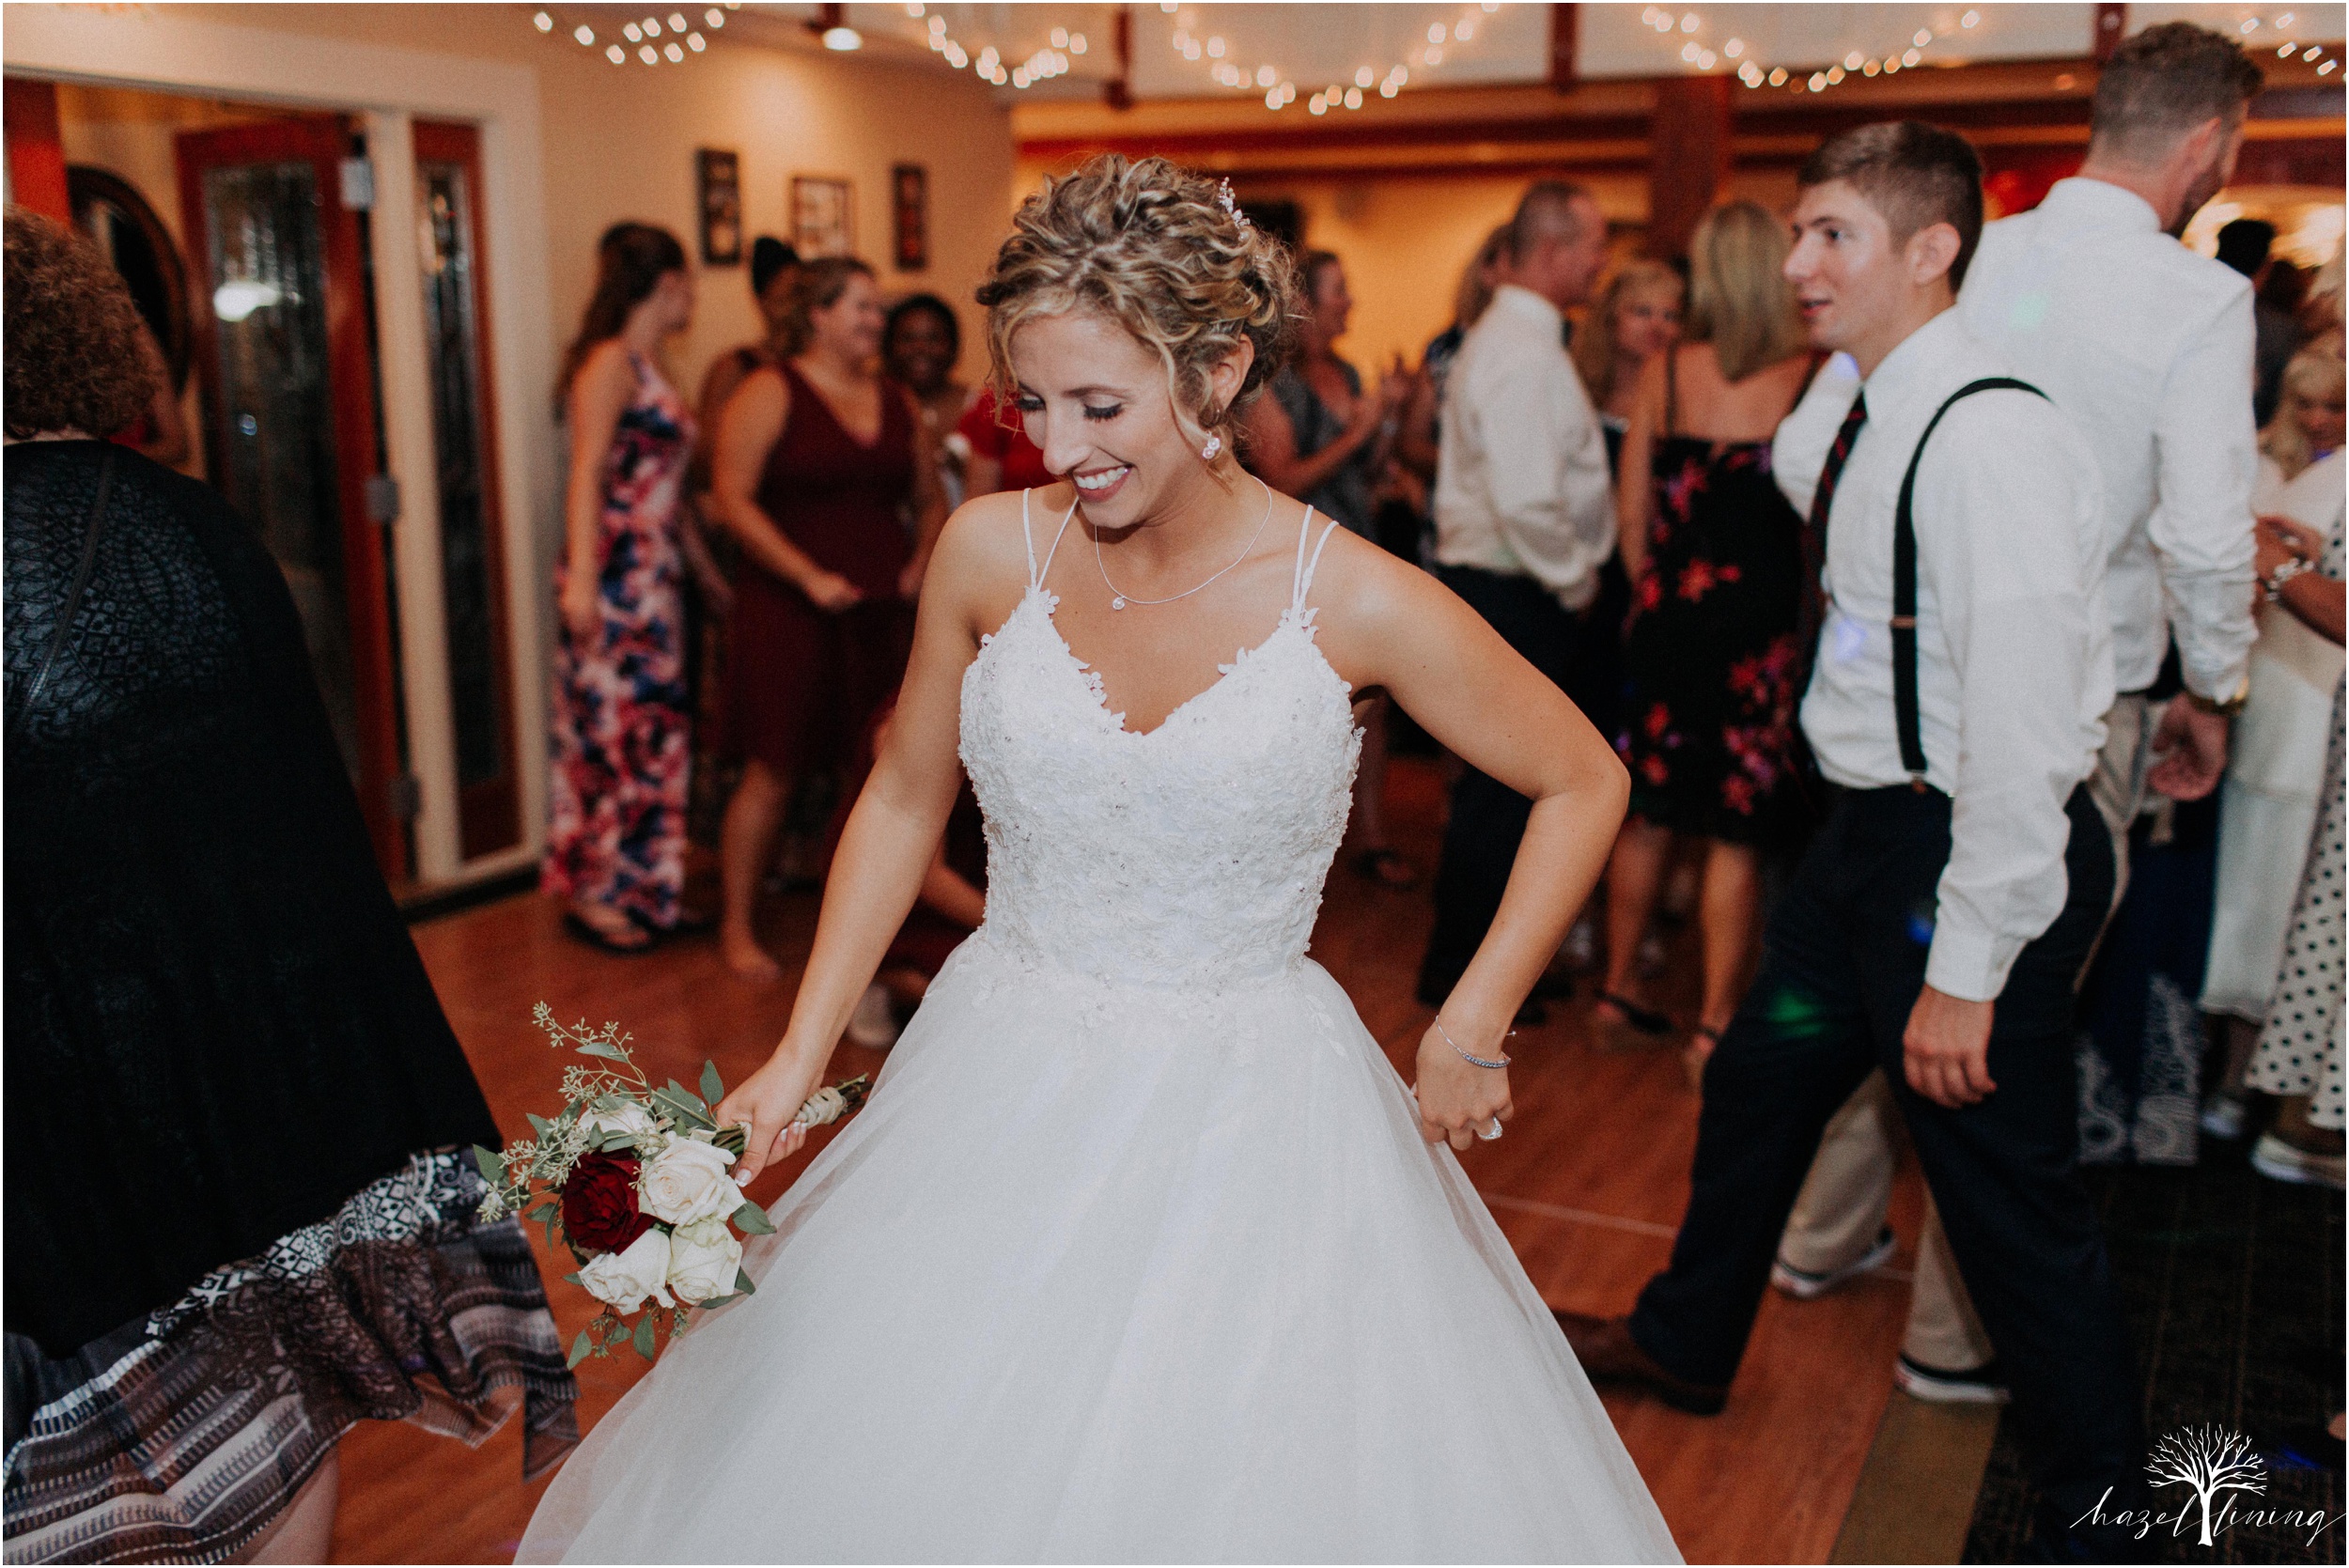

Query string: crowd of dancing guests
542 32 2343 1227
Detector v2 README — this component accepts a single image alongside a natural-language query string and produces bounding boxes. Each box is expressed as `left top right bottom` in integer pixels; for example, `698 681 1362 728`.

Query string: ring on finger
1475 1117 1503 1141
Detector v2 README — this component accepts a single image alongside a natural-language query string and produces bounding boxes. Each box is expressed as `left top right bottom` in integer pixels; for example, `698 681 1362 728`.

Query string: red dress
957 385 1052 492
725 364 918 780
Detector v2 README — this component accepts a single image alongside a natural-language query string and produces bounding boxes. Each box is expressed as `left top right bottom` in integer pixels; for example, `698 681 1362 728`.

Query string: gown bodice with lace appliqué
957 495 1361 993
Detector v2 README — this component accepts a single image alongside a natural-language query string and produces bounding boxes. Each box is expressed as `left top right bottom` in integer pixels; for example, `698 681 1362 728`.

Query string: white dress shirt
1430 284 1615 610
1774 309 2115 1002
1958 177 2258 700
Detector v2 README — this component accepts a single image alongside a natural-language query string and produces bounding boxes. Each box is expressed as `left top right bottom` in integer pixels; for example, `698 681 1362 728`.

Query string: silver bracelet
2264 555 2314 603
1432 1015 1514 1069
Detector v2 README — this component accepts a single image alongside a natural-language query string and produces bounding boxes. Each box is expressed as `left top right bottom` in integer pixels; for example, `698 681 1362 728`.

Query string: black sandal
1592 991 1672 1051
564 908 655 955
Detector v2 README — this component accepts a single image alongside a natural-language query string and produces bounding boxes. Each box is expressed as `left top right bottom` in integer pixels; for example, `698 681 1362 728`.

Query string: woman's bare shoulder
929 486 1068 629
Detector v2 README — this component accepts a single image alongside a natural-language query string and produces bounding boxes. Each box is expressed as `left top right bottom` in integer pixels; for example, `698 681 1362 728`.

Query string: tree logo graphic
2147 1424 2268 1546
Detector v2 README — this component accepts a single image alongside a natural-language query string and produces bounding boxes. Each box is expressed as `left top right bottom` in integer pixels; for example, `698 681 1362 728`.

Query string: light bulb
663 39 682 59
533 10 552 31
822 24 861 49
574 24 595 44
607 42 626 61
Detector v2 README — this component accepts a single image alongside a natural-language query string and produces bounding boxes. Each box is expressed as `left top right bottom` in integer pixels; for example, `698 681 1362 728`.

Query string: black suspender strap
1891 377 2046 783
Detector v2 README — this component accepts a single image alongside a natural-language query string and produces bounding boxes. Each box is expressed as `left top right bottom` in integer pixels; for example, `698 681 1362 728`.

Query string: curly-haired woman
3 210 574 1564
520 157 1673 1563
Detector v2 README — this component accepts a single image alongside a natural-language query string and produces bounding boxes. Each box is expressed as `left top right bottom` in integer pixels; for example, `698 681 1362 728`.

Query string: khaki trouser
1775 695 2149 1372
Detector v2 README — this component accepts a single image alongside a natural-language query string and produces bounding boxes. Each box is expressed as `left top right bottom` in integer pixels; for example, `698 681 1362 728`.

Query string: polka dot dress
2248 684 2345 1130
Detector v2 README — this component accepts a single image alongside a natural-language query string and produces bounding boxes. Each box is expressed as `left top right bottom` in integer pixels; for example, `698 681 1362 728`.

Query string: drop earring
1200 433 1222 461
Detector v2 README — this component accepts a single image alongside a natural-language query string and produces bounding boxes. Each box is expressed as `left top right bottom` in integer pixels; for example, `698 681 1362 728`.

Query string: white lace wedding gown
519 503 1680 1564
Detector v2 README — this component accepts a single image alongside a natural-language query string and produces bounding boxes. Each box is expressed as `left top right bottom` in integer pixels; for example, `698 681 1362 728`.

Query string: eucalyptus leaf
526 1111 552 1141
631 1314 656 1360
567 1330 592 1370
576 1040 630 1062
732 1200 776 1235
666 1079 710 1113
733 1266 757 1296
700 1060 725 1108
472 1145 506 1184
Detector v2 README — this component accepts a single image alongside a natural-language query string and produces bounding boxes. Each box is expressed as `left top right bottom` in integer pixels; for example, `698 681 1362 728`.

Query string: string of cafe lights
1160 0 1504 114
531 2 737 66
1639 5 1982 95
1658 5 2332 95
2241 8 2336 74
901 3 1085 89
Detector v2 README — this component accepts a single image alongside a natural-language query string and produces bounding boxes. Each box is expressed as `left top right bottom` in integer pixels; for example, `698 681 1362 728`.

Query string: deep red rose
561 1153 651 1252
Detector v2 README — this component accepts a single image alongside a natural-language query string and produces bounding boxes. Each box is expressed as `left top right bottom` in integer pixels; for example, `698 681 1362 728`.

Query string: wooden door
176 116 408 881
414 120 522 862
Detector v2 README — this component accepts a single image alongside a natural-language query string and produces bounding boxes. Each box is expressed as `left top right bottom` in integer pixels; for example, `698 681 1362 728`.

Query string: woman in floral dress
1595 202 1813 1073
546 224 703 952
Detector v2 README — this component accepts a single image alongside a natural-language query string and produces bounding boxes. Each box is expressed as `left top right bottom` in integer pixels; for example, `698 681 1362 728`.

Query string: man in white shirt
1558 124 2144 1559
1767 21 2265 1407
1416 181 1613 1005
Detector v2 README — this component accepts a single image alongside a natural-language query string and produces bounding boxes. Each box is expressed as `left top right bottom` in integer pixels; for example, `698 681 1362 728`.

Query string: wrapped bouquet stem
474 1004 869 1366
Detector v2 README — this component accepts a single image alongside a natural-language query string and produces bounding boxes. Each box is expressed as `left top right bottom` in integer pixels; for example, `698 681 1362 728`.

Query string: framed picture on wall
792 176 854 258
892 163 928 272
697 148 741 266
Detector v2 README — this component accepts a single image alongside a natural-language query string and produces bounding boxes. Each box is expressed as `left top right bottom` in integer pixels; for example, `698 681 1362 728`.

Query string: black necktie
1796 392 1869 690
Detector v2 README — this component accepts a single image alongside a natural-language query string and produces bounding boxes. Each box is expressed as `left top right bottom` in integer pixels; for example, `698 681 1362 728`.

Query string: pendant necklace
1096 476 1274 611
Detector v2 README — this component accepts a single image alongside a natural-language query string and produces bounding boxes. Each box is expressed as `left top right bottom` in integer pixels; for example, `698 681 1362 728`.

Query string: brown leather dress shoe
1554 1311 1729 1415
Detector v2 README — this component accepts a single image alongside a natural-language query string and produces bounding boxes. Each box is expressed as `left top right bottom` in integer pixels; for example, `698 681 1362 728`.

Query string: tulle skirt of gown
519 936 1681 1563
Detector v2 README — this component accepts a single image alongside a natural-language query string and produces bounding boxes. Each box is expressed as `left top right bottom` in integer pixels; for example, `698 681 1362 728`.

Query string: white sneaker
846 983 901 1049
1895 1354 2011 1405
1770 1226 1897 1300
2200 1093 2248 1141
2250 1132 2345 1190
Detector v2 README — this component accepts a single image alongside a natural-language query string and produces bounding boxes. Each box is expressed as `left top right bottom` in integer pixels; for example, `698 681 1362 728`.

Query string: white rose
637 1136 741 1225
576 1227 674 1313
581 1100 658 1141
665 1219 746 1304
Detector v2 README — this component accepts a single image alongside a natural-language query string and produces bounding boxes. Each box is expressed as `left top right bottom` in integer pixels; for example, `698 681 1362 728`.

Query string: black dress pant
1418 565 1575 1002
1628 783 2144 1548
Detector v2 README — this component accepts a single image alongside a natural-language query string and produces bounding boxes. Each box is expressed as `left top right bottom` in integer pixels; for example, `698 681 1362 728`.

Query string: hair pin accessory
1217 179 1252 234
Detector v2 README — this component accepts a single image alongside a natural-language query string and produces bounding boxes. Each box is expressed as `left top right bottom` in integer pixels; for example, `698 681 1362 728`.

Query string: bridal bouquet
474 1003 868 1367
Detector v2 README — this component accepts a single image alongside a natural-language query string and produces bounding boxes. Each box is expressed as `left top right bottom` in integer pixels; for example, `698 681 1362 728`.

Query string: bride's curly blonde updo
976 154 1297 453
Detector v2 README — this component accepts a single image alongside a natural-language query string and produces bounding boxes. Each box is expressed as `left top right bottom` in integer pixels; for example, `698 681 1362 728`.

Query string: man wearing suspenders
1559 124 2140 1556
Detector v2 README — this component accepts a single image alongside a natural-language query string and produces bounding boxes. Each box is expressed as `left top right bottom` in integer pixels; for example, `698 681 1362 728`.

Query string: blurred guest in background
547 222 708 952
1417 181 1615 1010
1396 223 1509 498
832 703 988 1051
4 210 574 1565
2217 217 2303 426
1566 257 1687 828
2203 344 2344 1134
1244 249 1414 888
711 256 948 980
1573 259 1687 467
696 235 800 460
957 380 1051 498
885 292 972 511
1596 201 1812 1072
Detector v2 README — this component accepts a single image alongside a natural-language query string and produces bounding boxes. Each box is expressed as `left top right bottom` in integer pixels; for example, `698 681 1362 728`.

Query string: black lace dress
3 442 577 1561
1616 360 1809 845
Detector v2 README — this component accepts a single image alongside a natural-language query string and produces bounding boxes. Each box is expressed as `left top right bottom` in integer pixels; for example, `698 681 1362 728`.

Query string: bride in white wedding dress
520 154 1678 1564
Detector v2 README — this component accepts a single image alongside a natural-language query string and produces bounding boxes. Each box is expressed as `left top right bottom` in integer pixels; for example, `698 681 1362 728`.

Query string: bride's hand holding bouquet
715 1048 829 1184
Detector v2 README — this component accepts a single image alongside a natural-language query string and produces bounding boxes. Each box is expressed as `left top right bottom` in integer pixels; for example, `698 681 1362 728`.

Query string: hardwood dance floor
332 758 1927 1564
